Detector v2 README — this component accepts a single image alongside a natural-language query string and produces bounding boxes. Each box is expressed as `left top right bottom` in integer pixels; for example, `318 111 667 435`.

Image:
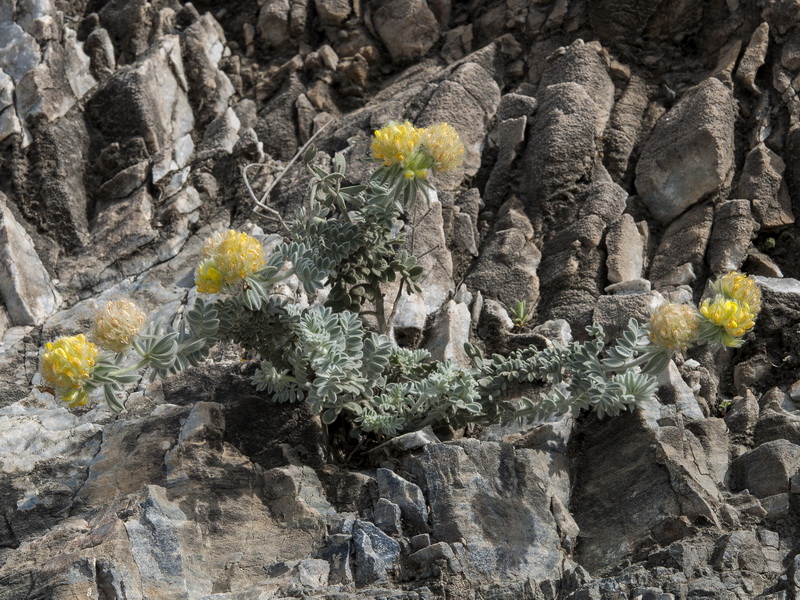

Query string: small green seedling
508 300 534 329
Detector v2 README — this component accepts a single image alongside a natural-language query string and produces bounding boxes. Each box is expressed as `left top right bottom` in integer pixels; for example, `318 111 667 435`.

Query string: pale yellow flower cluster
648 302 698 352
420 123 466 174
648 272 761 351
41 334 99 407
371 121 465 179
196 230 266 294
711 271 761 314
92 299 146 352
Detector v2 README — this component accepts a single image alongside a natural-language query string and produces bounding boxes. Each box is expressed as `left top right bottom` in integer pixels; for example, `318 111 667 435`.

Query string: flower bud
92 299 147 353
41 334 99 406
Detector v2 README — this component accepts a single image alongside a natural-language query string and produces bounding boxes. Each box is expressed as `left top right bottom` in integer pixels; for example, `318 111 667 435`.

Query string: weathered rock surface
0 194 60 326
466 197 541 308
405 439 566 582
372 0 440 64
649 203 714 288
636 78 736 224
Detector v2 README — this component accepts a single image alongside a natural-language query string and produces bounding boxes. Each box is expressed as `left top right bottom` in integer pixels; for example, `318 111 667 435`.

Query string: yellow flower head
419 123 465 173
648 302 699 352
196 258 225 294
195 230 265 293
371 121 422 168
41 334 99 406
698 296 757 348
712 271 761 315
92 299 147 353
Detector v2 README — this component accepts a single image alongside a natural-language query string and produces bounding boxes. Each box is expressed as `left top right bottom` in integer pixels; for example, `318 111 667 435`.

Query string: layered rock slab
636 78 736 224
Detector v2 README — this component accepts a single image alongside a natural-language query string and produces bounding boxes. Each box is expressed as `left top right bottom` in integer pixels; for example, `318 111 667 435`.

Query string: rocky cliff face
1 0 800 598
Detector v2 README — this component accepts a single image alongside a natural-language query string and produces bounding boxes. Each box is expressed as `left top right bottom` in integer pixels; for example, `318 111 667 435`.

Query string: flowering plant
37 122 760 439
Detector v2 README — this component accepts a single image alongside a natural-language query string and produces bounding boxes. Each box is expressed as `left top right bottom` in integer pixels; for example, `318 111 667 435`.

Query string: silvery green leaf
641 347 671 376
242 288 262 311
333 152 347 174
303 145 318 163
180 338 207 355
103 385 125 413
149 332 179 357
322 408 339 424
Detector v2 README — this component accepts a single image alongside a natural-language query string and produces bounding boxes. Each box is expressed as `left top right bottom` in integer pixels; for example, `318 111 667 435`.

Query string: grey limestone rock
257 74 305 160
484 115 526 207
373 498 403 535
0 194 60 326
86 34 194 159
403 198 454 316
522 81 602 211
319 532 354 584
588 0 704 47
263 462 338 534
424 300 472 368
0 69 22 142
84 27 116 81
656 360 706 422
496 92 538 121
649 203 714 288
522 40 613 215
404 439 565 581
372 0 440 64
706 199 758 274
724 391 760 435
466 197 540 308
606 213 646 284
8 10 96 139
536 180 626 327
730 439 800 498
376 468 429 534
378 427 441 454
538 40 615 133
592 291 661 342
603 75 656 183
781 30 800 72
198 106 241 154
258 0 309 50
353 520 401 585
0 21 41 84
711 530 771 574
737 143 795 229
736 22 770 93
452 209 479 257
573 399 726 572
409 542 461 576
95 161 150 202
182 13 235 128
636 78 736 224
315 0 351 26
17 109 93 251
754 408 800 447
